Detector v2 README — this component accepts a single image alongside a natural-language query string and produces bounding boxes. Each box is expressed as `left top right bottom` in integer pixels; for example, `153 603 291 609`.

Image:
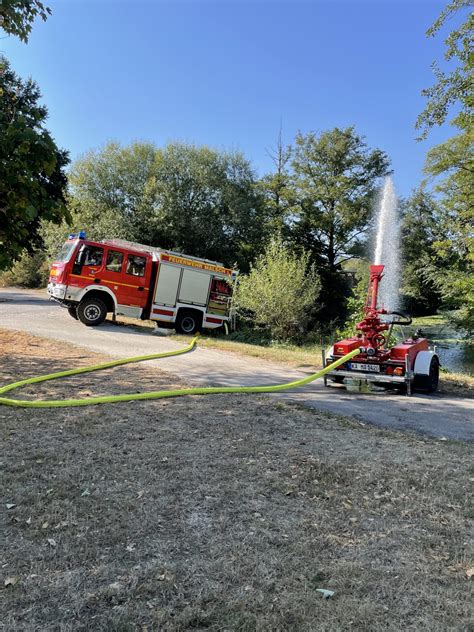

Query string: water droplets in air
374 176 400 311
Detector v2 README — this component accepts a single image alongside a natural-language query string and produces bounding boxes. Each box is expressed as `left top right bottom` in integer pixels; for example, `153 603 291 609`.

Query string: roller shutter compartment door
178 269 211 306
155 264 181 306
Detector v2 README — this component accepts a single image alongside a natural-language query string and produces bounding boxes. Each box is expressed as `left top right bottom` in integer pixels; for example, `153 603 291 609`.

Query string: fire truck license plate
349 363 380 372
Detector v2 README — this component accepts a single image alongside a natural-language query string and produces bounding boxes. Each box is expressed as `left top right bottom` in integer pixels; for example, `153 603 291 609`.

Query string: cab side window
126 255 146 277
76 246 104 267
106 250 124 272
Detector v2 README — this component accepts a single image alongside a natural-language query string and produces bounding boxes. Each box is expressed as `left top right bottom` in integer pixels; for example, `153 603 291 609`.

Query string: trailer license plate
349 362 380 372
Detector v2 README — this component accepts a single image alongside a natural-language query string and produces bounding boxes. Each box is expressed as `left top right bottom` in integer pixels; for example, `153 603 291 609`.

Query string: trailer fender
413 350 439 376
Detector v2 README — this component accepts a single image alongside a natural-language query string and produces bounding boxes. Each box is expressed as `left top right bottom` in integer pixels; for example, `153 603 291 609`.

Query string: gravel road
0 287 472 441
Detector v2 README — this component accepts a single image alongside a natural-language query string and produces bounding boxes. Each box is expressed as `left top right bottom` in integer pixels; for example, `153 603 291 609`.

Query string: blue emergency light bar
68 230 86 240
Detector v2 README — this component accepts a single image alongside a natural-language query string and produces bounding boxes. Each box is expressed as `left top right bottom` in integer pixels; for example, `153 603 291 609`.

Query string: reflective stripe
205 316 223 324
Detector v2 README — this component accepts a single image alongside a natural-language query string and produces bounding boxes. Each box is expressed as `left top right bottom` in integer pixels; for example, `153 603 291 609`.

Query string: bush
234 238 320 341
0 250 49 288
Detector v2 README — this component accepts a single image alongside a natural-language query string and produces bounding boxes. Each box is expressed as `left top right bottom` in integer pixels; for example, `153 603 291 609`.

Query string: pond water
394 320 474 376
433 339 474 375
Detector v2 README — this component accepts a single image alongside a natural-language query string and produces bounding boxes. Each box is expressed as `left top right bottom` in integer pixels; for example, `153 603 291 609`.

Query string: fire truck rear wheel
77 297 107 327
413 357 439 393
175 310 202 335
67 306 78 320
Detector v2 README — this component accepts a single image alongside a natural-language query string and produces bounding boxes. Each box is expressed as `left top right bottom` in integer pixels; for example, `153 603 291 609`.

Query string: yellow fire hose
0 336 361 408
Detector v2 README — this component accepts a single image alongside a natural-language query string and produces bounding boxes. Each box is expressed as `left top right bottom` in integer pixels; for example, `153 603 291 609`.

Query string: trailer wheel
77 297 107 327
67 306 78 320
175 310 202 335
413 357 439 393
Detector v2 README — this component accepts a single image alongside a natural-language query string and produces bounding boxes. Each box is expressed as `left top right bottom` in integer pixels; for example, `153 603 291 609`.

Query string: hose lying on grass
0 336 361 408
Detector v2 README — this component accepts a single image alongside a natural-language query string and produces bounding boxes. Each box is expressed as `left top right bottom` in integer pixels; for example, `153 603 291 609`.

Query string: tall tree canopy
417 0 473 333
58 141 265 271
286 127 390 324
0 0 50 42
64 141 157 243
258 130 295 236
0 58 69 270
289 127 390 271
148 143 265 268
416 0 473 137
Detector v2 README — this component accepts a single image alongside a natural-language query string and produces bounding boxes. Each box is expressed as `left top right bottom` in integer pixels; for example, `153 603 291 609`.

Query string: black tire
329 375 345 384
67 306 78 320
175 310 202 335
413 357 439 393
77 297 107 327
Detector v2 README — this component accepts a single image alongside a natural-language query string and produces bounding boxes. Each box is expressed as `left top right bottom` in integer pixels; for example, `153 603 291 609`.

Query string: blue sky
2 0 456 197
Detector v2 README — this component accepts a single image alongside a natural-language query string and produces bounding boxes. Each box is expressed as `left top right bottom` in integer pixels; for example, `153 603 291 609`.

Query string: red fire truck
47 233 237 334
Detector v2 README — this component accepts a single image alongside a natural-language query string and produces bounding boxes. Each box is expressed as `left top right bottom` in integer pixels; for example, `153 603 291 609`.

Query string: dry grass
169 333 325 369
1 329 473 631
441 370 474 394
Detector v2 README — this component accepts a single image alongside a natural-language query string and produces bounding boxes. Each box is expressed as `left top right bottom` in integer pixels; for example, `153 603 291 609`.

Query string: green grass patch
170 331 325 368
411 314 449 328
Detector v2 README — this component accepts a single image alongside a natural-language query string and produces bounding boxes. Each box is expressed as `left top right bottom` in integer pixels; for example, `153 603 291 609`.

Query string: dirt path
0 287 472 441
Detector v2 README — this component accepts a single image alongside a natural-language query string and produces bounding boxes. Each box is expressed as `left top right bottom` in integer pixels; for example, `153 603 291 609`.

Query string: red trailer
47 233 236 334
323 264 440 394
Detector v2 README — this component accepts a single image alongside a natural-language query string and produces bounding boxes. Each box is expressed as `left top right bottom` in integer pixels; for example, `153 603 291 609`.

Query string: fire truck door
72 244 105 283
118 254 150 314
101 249 127 301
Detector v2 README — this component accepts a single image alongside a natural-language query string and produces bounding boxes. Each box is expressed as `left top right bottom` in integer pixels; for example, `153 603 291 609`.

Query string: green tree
289 127 390 324
41 197 132 263
0 58 69 270
66 141 157 243
416 0 473 333
235 238 321 341
148 143 264 269
416 0 473 137
399 189 444 315
424 116 473 265
423 126 473 332
63 141 264 270
258 128 295 236
0 0 50 42
0 248 49 287
425 127 474 335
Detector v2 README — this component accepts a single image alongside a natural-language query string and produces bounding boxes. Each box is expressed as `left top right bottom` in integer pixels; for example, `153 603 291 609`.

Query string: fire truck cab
47 234 237 334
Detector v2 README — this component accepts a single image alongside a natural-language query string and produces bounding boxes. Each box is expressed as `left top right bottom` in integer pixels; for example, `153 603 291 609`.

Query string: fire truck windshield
55 241 77 263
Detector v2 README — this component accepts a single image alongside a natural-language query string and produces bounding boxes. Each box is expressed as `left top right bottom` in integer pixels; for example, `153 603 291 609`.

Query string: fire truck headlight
52 285 66 298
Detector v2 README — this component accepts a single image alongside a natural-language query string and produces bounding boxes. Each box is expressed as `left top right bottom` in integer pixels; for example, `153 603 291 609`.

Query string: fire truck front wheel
175 310 202 335
77 297 108 327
